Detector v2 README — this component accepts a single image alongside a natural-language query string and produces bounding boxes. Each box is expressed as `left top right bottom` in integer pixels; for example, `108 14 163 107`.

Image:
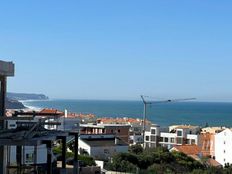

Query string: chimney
65 109 68 118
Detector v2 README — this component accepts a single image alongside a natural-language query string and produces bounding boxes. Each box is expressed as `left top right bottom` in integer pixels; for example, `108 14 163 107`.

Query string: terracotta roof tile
172 145 201 155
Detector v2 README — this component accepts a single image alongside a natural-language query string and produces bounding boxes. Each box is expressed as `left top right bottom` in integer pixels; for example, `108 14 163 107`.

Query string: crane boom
140 95 195 148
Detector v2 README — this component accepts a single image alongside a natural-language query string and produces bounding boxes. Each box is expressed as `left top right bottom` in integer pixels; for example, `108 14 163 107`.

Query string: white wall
90 145 128 160
78 139 91 155
9 145 48 165
215 129 232 166
78 139 128 160
187 134 199 145
129 135 143 145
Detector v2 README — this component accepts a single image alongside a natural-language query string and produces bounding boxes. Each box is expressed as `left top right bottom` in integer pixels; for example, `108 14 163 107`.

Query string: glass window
25 153 34 163
165 137 169 142
177 138 183 144
150 136 156 142
151 129 156 134
150 143 156 148
191 139 196 144
170 138 175 143
104 149 109 154
145 136 149 141
177 130 182 136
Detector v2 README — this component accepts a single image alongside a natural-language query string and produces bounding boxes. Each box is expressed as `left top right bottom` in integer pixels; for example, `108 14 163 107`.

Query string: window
164 137 169 142
9 124 16 128
151 129 156 134
25 153 34 163
177 138 183 144
104 149 109 154
170 138 175 143
177 130 182 136
150 143 156 148
150 136 156 142
145 136 149 141
191 139 196 144
187 139 190 144
118 129 121 133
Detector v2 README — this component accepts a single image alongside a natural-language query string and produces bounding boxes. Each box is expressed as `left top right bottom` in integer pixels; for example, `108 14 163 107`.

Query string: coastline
19 100 44 111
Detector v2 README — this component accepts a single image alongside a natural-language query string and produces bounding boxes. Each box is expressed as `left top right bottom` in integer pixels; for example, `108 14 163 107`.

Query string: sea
22 99 232 127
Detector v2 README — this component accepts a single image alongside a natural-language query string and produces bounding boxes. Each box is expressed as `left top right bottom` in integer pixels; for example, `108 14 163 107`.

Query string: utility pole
141 95 195 148
0 61 14 174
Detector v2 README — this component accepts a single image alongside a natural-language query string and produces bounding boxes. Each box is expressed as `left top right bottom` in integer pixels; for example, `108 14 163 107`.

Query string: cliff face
7 92 49 101
6 98 26 109
5 92 49 109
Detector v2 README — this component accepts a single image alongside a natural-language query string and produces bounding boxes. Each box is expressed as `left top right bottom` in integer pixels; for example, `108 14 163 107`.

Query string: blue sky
0 0 232 101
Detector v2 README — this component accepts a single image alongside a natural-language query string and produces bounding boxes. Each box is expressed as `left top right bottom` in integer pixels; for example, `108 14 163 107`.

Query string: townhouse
145 124 200 149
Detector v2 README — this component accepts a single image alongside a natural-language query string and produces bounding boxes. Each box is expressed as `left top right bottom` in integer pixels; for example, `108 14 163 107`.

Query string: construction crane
141 95 195 148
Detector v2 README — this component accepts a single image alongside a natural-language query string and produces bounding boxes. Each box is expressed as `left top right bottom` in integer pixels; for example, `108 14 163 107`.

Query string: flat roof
0 60 14 76
81 138 128 147
171 125 199 129
80 124 131 128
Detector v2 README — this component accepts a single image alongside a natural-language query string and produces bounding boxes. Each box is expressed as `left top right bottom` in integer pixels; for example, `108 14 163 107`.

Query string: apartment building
215 129 232 166
144 124 160 148
79 123 131 143
199 127 225 158
97 117 152 145
145 124 200 149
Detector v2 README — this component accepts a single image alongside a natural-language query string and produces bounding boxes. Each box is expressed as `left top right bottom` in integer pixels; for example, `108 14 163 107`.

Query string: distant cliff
6 98 26 109
7 92 49 101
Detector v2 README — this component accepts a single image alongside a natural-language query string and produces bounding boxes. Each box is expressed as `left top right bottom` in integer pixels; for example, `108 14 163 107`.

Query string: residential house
78 134 128 160
80 123 131 143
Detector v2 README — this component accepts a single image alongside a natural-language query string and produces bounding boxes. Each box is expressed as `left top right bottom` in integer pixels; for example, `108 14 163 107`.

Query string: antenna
141 95 195 148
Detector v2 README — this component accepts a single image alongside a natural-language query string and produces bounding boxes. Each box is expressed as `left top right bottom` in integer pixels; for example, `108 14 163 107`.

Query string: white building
144 124 160 148
215 129 232 166
145 124 200 149
78 134 128 160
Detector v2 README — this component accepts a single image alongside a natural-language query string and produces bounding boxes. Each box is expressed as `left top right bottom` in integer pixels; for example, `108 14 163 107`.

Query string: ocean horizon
22 99 232 127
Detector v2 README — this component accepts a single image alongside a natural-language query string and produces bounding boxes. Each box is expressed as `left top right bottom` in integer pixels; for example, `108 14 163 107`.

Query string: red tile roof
40 108 64 115
206 158 222 167
97 117 151 125
172 145 201 155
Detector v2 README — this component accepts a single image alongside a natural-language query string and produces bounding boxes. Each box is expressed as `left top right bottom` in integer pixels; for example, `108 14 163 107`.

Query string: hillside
6 98 26 109
7 92 49 101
